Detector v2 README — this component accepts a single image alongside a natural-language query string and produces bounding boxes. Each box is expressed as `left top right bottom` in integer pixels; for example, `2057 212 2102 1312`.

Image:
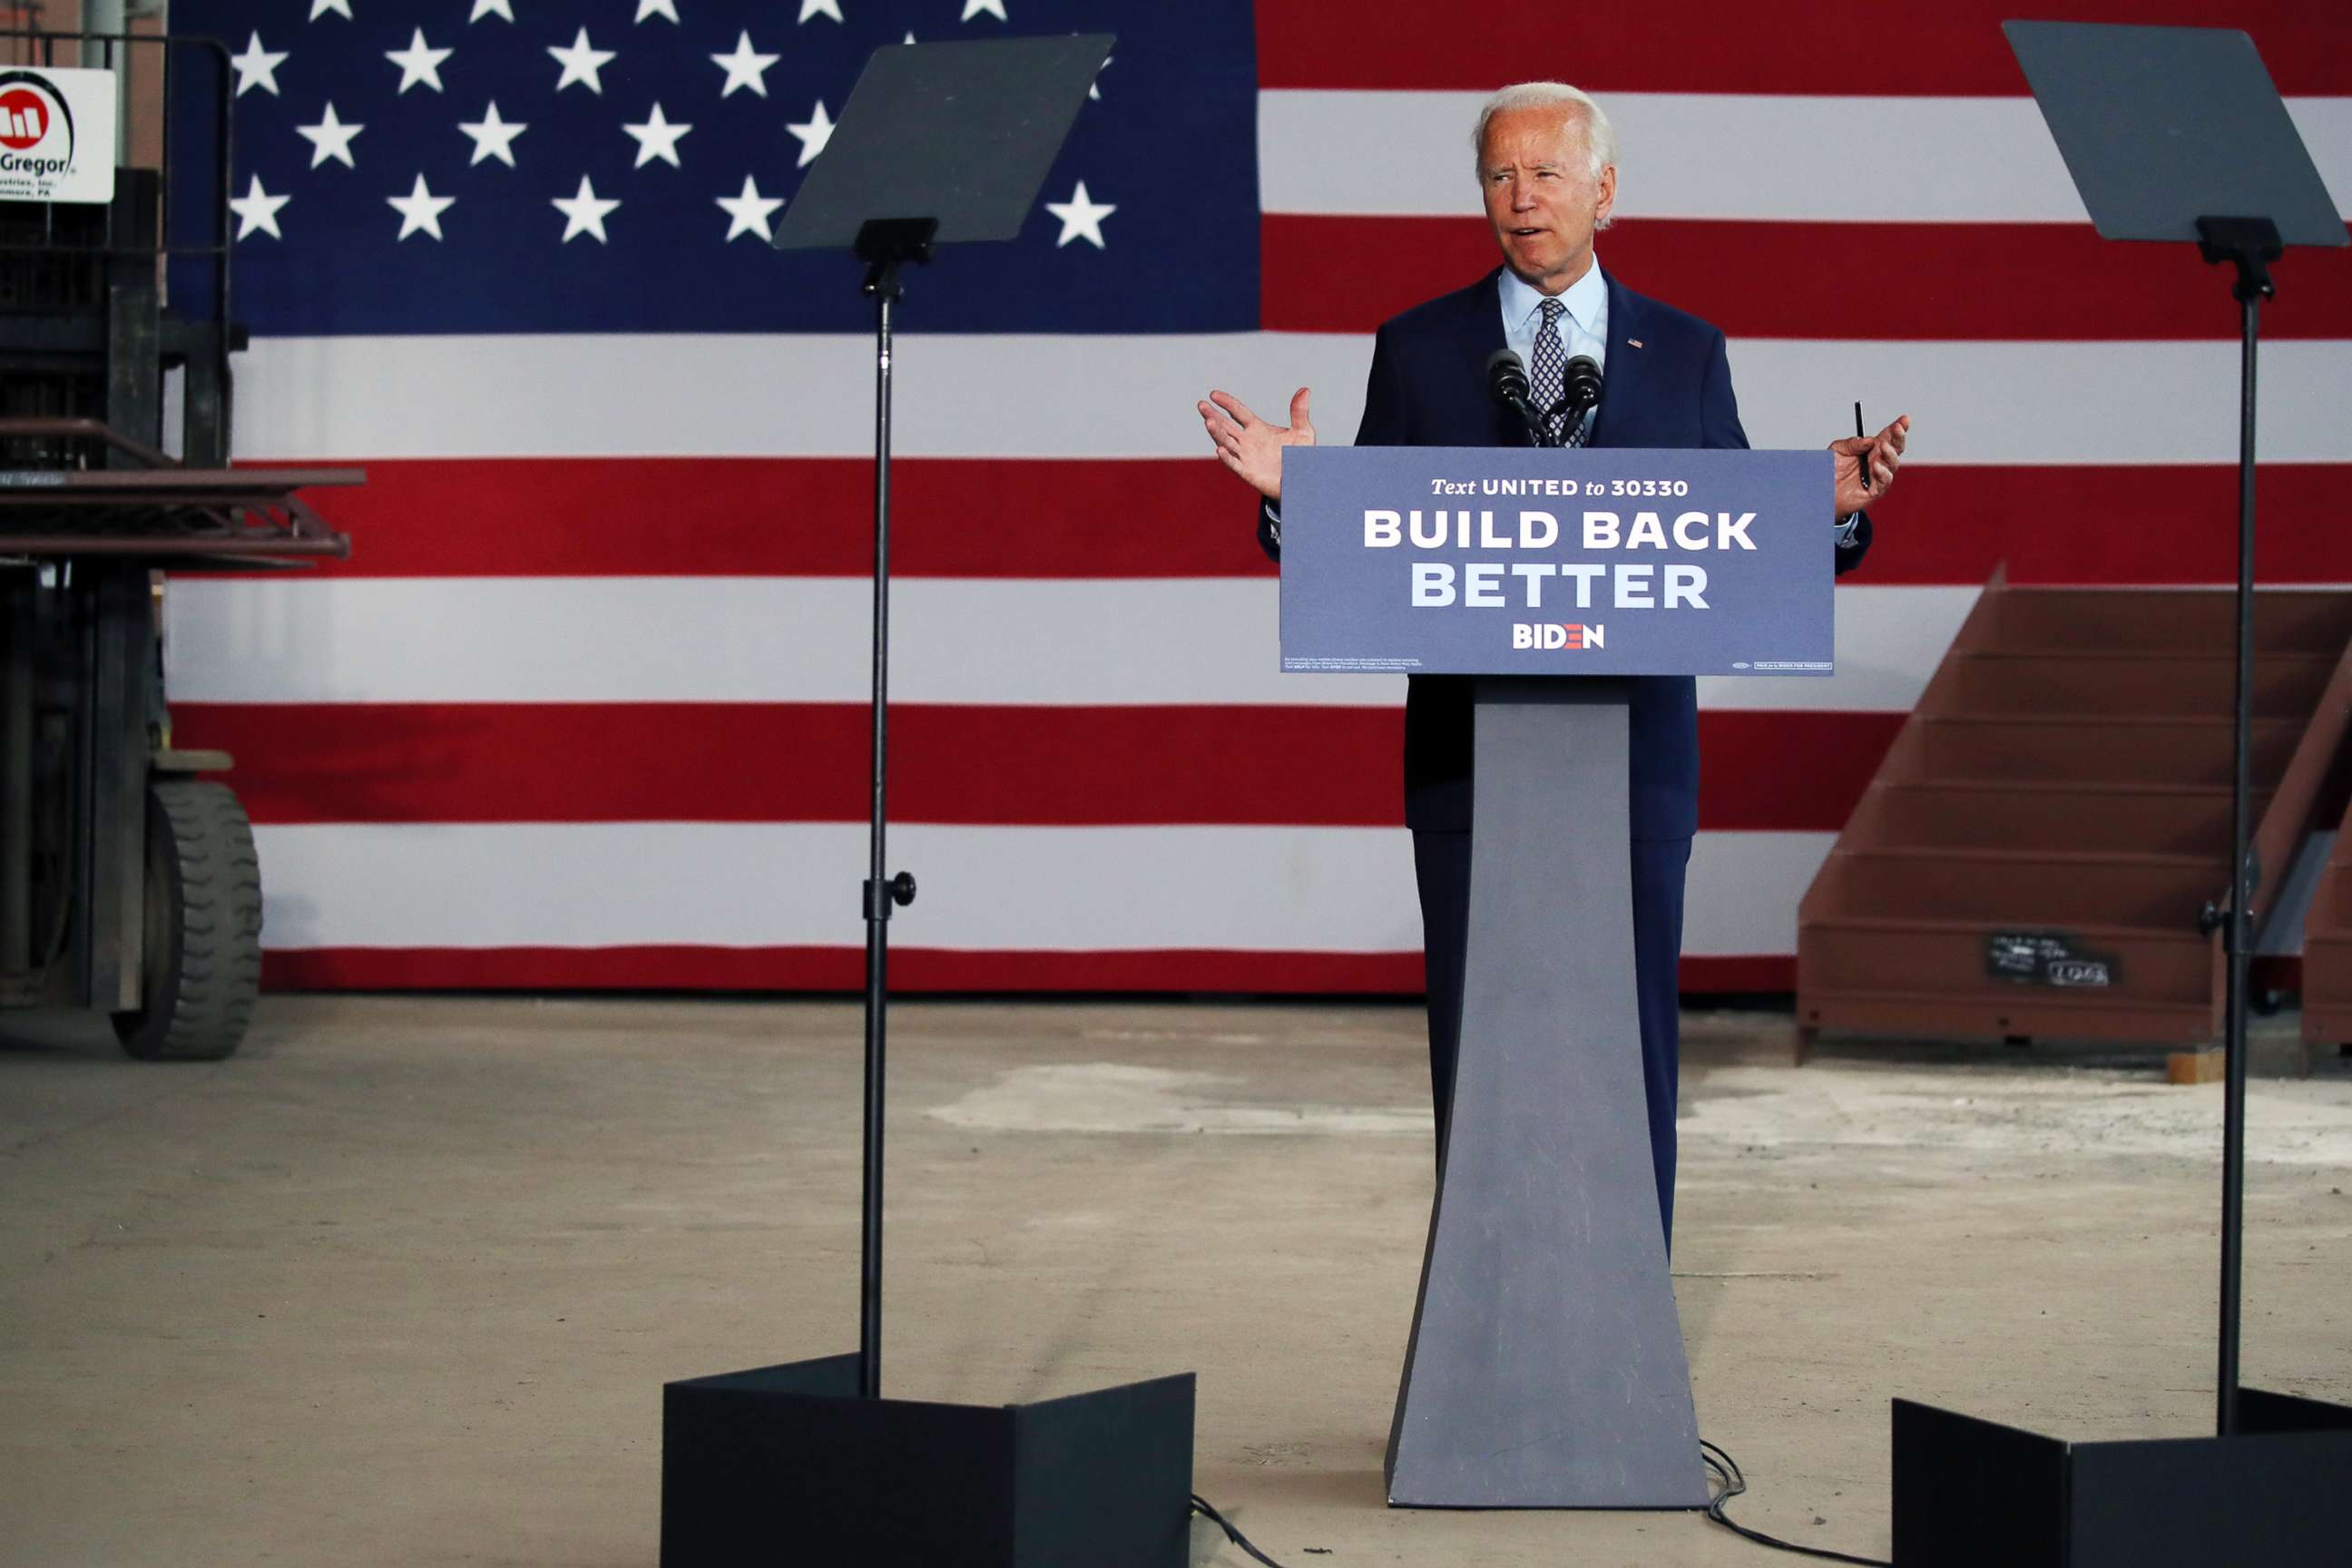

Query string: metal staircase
1799 568 2352 1049
2302 787 2352 1055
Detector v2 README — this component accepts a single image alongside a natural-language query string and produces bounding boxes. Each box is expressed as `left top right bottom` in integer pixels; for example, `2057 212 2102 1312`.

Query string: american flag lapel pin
1627 338 1644 348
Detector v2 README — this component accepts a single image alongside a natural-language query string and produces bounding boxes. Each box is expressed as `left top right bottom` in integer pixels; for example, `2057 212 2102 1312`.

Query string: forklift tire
112 780 263 1062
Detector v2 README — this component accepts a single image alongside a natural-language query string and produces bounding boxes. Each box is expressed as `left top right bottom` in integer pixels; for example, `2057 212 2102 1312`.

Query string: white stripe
1257 91 2352 221
1687 830 1831 954
1702 583 1975 712
234 332 2352 465
164 578 1975 710
250 821 1826 956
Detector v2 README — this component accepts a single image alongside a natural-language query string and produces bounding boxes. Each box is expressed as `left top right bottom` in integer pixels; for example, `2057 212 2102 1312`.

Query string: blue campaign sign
1279 446 1837 678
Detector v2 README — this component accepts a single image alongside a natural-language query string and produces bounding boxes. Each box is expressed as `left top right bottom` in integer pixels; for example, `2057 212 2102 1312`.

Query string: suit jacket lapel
1587 268 1647 450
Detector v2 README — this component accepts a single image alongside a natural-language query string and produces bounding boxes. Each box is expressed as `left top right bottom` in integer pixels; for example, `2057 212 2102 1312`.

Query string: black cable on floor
1197 1443 1890 1568
1700 1439 1891 1567
1191 1491 1291 1567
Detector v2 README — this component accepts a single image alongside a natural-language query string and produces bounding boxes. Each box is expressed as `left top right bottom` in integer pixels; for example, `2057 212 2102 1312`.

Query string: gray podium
1277 442 1836 1509
1384 674 1708 1509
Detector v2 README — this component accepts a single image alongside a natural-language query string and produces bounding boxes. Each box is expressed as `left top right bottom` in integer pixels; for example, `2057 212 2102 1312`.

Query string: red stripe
255 457 2352 584
1684 956 1798 993
261 456 1253 579
1262 216 2352 339
260 945 1791 995
1700 711 1898 833
1257 3 2352 93
175 704 1899 832
1857 466 2352 586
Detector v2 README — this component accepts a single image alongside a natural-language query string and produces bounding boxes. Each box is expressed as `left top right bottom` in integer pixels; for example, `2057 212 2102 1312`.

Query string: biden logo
1512 622 1605 651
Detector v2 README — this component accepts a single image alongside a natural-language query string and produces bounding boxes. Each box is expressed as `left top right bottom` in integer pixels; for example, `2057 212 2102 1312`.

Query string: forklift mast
2 22 355 1058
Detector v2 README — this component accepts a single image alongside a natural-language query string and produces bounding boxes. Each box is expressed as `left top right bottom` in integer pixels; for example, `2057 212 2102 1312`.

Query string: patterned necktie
1527 297 1586 447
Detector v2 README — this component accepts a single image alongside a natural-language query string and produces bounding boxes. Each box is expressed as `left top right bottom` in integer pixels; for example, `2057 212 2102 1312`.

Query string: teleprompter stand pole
1888 30 2352 1564
851 215 935 1400
2193 213 2280 1439
663 42 1191 1566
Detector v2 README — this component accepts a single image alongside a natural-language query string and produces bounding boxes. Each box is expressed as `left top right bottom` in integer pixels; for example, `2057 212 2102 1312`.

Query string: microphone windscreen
1563 354 1604 407
1486 348 1530 404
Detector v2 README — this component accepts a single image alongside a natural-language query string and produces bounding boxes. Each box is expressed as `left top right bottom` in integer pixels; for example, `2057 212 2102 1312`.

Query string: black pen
1855 400 1870 492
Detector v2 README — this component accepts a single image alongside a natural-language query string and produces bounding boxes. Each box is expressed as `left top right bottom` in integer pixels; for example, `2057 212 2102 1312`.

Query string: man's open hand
1197 387 1315 503
1831 414 1909 518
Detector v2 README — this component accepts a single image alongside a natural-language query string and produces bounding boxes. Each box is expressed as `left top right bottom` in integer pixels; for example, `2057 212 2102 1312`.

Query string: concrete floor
3 995 2349 1568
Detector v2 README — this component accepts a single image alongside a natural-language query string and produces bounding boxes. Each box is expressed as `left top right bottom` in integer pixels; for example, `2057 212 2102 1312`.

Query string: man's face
1478 106 1616 293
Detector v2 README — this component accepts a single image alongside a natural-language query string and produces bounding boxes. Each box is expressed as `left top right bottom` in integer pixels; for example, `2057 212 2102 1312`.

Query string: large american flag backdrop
163 1 2352 995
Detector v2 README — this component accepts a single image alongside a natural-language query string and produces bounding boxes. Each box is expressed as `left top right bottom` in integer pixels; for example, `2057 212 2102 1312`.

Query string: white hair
1472 81 1618 182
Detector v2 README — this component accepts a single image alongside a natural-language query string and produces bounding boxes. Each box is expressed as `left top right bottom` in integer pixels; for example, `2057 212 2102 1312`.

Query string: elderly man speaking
1197 81 1909 1247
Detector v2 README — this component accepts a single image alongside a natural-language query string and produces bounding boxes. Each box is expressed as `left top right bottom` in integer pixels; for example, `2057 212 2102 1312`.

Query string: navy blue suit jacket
1261 266 1872 838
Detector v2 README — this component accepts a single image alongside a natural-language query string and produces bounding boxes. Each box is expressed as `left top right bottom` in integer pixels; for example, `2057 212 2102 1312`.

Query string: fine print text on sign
1279 446 1837 678
0 66 117 204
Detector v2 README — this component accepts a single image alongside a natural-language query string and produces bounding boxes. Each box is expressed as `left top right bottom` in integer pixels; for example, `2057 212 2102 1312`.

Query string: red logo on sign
0 88 50 151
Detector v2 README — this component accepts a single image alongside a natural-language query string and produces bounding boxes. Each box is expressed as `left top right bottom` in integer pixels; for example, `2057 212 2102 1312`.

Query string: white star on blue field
172 0 1256 337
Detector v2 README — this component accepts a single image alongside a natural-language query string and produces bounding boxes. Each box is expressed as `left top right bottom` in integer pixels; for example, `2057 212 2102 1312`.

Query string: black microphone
1486 348 1544 447
1563 354 1603 416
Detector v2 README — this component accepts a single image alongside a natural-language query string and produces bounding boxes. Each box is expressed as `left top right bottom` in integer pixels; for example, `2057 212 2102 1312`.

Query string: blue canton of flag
169 0 1259 335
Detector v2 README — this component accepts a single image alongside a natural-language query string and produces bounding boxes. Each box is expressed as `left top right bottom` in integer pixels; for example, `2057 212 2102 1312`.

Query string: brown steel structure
2 23 352 1055
2300 740 2352 1055
0 418 356 564
0 419 354 1044
1798 568 2352 1048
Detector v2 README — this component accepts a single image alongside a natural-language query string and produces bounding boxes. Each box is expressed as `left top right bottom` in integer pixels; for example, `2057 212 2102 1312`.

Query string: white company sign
0 66 118 203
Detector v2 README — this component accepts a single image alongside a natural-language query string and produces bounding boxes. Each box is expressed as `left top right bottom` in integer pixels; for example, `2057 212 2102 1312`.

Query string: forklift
2 17 355 1059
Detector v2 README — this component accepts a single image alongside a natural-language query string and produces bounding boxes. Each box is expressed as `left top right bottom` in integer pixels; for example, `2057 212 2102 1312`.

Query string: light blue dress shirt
1498 258 1607 447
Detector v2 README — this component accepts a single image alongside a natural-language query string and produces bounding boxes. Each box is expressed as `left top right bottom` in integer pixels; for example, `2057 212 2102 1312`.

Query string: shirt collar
1500 256 1605 334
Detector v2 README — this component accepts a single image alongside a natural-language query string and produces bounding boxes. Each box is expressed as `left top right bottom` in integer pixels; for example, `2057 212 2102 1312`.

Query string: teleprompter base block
662 1354 1194 1567
1891 1390 2352 1566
